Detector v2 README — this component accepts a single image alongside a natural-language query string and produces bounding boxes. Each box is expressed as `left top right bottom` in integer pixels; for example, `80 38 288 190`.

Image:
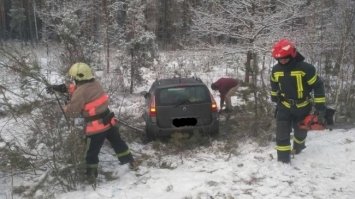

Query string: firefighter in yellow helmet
51 62 137 183
68 62 94 81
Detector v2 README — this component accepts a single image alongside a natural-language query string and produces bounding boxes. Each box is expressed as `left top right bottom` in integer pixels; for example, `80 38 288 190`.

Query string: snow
1 49 355 199
52 129 355 199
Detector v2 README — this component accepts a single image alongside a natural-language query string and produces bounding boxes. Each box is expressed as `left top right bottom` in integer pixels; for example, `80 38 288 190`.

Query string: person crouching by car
211 77 239 112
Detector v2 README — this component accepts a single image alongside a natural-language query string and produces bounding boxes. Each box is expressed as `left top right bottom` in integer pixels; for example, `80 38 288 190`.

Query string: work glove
325 107 336 125
46 86 55 94
271 92 283 103
46 84 67 94
316 109 327 125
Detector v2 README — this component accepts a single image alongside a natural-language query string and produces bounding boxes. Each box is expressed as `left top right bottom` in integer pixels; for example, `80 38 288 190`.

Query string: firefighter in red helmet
270 39 326 163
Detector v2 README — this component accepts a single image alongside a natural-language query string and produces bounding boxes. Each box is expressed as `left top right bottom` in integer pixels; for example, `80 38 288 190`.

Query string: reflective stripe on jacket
65 80 116 135
68 83 76 96
270 52 326 110
83 94 117 135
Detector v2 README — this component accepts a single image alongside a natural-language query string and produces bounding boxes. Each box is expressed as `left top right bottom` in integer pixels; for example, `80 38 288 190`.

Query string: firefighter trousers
85 125 133 169
275 103 312 162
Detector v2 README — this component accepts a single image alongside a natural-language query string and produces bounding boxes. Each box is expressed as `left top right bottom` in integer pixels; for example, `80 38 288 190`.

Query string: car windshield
157 85 210 106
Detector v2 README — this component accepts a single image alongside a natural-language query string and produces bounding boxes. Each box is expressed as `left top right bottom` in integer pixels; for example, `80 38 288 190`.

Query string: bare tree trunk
160 0 171 50
146 0 159 34
33 0 38 41
102 0 110 73
26 0 34 43
345 65 353 105
350 55 355 108
260 54 266 89
334 46 345 120
249 52 260 137
20 0 25 41
333 6 354 120
0 0 6 40
252 53 259 116
244 51 252 83
130 50 134 94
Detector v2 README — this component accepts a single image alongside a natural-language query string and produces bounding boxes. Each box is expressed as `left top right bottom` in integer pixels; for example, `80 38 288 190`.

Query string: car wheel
145 126 156 141
209 123 219 137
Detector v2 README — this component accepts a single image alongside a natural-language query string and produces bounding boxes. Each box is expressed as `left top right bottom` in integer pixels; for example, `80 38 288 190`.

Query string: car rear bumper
147 119 219 136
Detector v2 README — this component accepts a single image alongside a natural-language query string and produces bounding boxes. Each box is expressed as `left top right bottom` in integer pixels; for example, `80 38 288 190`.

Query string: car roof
150 77 206 90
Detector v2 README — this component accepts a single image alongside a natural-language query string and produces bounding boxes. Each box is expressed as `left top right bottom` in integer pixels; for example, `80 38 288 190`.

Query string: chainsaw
298 107 335 131
298 114 325 130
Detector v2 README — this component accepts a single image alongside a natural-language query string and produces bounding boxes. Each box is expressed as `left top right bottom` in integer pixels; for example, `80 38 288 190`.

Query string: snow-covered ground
52 128 355 199
1 49 354 199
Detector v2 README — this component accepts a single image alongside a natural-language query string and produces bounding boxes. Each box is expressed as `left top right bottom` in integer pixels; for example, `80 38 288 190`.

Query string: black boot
86 167 98 184
119 153 134 165
277 150 291 163
129 160 139 171
293 142 306 154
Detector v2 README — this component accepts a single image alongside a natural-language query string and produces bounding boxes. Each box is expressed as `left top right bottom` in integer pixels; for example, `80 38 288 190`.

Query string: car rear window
157 85 211 106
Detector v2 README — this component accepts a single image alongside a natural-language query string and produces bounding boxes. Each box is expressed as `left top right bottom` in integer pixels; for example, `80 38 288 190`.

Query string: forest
1 0 354 112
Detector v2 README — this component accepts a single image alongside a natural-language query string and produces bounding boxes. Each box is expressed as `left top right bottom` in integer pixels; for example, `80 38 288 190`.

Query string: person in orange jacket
47 62 137 182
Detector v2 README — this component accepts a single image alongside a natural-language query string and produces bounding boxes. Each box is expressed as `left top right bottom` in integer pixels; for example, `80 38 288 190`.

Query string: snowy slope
55 129 355 199
1 50 354 199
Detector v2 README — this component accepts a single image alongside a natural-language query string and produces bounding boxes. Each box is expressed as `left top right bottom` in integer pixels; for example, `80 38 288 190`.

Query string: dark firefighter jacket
270 52 326 110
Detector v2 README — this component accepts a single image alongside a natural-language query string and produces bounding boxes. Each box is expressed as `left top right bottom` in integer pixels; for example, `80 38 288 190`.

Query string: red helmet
272 39 297 59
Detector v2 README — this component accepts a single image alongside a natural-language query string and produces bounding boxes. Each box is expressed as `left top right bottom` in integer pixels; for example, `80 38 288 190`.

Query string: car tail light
149 95 157 117
210 94 218 112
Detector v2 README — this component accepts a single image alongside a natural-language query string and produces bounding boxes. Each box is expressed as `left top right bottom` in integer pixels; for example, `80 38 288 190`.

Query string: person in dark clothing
270 39 326 163
47 62 138 183
211 78 239 112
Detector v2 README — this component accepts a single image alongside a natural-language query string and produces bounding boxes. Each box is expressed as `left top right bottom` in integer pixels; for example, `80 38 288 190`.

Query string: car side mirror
140 91 150 99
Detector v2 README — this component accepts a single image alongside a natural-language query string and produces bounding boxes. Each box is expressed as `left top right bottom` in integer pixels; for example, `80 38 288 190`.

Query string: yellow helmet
68 62 94 81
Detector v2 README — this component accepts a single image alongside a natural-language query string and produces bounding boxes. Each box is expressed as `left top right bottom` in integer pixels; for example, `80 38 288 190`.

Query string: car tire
209 123 219 137
145 126 156 141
